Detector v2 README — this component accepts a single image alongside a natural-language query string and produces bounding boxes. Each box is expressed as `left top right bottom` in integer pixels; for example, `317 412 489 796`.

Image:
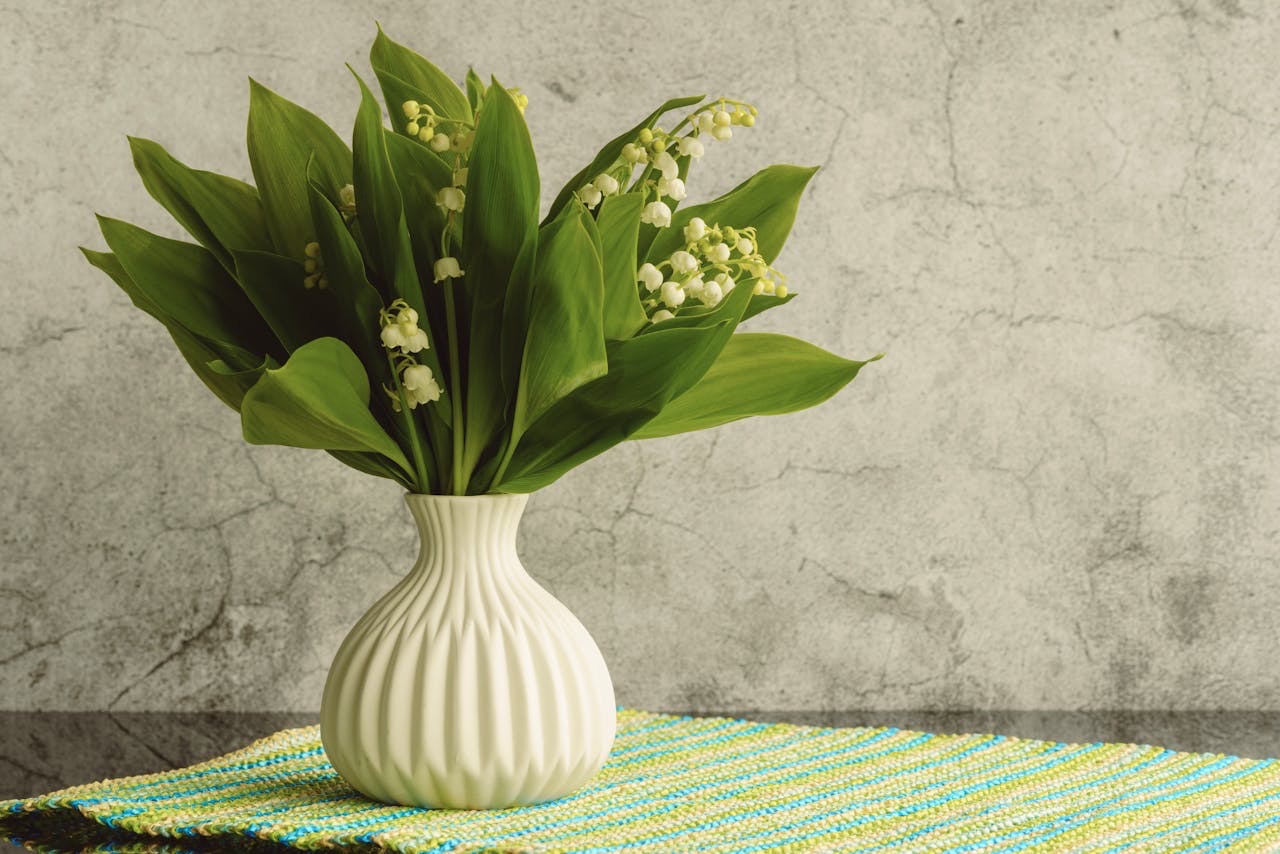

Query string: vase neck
404 493 529 580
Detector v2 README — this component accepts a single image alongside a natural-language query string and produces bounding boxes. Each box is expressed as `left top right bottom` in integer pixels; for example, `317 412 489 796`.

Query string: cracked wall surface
2 0 1279 711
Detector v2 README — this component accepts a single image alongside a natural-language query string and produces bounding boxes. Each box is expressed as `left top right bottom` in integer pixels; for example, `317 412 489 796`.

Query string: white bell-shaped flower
429 133 451 152
637 262 663 292
657 176 686 201
699 279 724 307
677 136 705 159
708 242 731 263
660 280 686 308
433 256 464 283
621 143 647 164
593 174 620 196
711 125 732 141
651 309 675 324
403 365 442 406
714 272 736 294
437 187 465 212
381 324 407 350
737 237 754 256
684 274 706 298
683 217 707 243
577 184 603 209
401 327 430 353
640 201 673 227
652 150 679 180
670 250 699 274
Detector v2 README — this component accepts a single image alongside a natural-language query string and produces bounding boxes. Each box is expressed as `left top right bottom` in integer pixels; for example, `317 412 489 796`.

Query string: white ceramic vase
320 492 616 809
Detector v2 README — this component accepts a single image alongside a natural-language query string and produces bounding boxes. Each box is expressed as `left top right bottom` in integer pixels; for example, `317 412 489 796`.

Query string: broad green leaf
644 164 818 266
128 137 272 271
465 68 485 112
741 291 796 322
96 216 280 364
246 79 352 257
633 333 880 439
370 26 471 122
546 94 704 223
384 130 450 277
496 320 735 493
304 180 387 373
512 203 607 437
328 449 414 489
240 337 412 475
230 249 334 352
83 248 261 409
459 80 539 482
595 193 648 339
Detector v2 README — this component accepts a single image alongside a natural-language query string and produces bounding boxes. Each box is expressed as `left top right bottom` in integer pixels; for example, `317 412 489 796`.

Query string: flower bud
304 258 318 274
430 133 451 152
637 262 663 292
660 280 686 308
737 237 754 255
683 217 708 243
711 125 732 141
406 121 420 136
752 280 766 295
621 143 644 163
402 100 420 119
304 242 321 258
418 127 434 143
713 109 731 127
776 284 789 298
740 113 755 127
638 128 654 144
338 184 355 209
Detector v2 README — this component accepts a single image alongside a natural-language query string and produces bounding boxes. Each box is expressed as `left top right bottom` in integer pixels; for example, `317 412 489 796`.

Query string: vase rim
403 492 529 505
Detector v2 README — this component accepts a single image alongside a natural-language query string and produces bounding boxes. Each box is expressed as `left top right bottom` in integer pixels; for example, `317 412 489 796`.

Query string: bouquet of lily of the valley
86 27 879 495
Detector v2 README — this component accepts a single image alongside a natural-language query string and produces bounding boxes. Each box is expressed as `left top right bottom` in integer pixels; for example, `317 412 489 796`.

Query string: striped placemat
4 708 1280 852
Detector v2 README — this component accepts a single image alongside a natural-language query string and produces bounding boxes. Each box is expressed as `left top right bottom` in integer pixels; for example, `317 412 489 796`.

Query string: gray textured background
2 0 1278 713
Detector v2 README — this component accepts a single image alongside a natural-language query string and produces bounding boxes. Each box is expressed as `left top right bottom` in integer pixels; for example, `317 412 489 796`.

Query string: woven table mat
4 708 1280 852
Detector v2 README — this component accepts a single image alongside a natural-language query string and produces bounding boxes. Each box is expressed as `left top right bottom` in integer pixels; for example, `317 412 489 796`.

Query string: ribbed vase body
320 493 616 809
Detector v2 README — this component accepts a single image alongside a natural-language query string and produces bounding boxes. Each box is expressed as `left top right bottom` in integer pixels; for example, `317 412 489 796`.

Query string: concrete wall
2 0 1279 711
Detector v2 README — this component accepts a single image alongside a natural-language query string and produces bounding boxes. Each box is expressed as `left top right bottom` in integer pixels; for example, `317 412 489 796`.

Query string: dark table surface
3 710 1279 851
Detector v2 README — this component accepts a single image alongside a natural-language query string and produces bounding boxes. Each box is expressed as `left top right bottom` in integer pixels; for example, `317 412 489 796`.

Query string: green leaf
96 216 280 364
546 94 704 223
128 137 272 271
496 320 735 493
328 449 414 488
240 337 412 475
246 79 352 257
465 68 485 113
82 248 261 410
512 202 607 437
370 25 471 122
595 193 648 339
633 333 880 439
384 130 450 276
741 291 796 322
230 249 334 352
644 164 818 266
459 80 539 481
304 179 387 373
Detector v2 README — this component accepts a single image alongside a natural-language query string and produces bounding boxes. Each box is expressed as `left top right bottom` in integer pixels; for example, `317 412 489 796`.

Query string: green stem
387 355 432 493
442 281 465 495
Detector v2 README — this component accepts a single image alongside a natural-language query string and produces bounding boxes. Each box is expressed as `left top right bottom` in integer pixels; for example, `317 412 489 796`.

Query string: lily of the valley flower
657 176 686 201
593 174 620 196
641 200 673 227
670 250 699 274
652 150 679 180
650 309 675 323
683 217 708 243
437 187 465 212
338 184 356 212
433 256 464 283
402 364 442 406
660 280 686 308
380 300 430 354
637 262 663 292
301 241 328 290
577 184 603 209
677 136 705 159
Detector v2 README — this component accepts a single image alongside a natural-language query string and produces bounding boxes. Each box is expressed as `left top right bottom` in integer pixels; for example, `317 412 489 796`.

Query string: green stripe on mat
4 709 1280 852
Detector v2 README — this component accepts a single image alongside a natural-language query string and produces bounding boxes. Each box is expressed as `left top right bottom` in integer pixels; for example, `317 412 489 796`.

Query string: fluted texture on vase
320 493 616 809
